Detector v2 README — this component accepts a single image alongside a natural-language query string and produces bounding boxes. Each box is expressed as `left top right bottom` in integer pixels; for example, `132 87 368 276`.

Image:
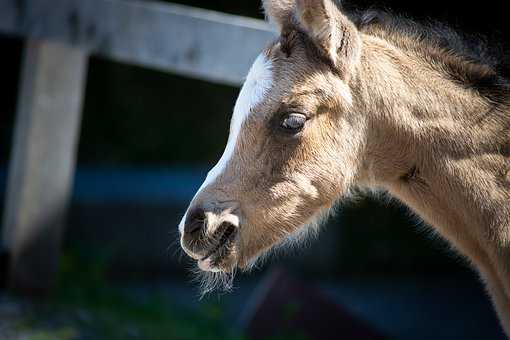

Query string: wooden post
2 39 88 294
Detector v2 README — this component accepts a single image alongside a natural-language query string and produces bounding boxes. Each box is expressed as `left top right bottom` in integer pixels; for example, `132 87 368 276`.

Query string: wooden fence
0 0 276 293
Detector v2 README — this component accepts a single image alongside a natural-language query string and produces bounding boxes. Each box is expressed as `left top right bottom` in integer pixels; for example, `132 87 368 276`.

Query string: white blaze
179 53 273 233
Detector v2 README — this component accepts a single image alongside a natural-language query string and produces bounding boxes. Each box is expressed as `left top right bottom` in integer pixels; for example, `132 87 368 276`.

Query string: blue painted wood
72 166 207 205
0 166 207 205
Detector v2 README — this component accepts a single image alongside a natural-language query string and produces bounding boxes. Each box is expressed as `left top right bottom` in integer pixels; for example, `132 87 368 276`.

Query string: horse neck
355 38 510 253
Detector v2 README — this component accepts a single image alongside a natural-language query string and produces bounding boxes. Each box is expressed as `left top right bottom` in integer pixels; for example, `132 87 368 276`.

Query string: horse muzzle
179 203 241 272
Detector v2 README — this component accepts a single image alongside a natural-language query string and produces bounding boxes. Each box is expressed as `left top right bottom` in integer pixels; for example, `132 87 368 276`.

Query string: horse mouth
198 223 238 272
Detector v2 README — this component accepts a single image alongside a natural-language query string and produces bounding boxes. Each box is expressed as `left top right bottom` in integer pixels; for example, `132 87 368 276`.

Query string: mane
351 9 510 105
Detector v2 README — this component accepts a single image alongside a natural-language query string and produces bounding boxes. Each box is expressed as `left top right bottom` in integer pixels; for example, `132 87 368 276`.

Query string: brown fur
180 0 510 334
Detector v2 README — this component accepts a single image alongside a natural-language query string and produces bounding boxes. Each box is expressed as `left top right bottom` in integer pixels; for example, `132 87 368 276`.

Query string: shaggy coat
179 0 510 335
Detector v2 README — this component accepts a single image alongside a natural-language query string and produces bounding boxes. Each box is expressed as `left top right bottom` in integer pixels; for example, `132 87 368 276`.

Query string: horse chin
196 238 239 273
197 257 224 272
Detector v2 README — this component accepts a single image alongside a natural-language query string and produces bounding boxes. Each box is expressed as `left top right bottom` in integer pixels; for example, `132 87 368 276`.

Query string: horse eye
280 113 307 132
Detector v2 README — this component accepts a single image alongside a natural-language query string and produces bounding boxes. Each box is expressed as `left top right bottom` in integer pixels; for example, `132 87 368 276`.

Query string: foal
179 0 510 334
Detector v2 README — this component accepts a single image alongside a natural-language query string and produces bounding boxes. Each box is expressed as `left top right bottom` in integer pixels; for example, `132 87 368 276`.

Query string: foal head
179 0 368 281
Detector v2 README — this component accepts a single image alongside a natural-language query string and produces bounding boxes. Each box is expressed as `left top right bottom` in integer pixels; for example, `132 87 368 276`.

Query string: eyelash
279 113 308 133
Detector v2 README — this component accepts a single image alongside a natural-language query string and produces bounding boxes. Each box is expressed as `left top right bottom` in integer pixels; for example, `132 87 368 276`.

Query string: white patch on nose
179 53 273 233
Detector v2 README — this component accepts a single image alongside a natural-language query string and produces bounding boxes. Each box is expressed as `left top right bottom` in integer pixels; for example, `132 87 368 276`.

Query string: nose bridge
195 149 245 203
193 176 240 215
179 50 273 233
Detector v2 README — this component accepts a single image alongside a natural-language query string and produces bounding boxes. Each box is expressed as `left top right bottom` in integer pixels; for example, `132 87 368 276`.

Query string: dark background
0 1 508 339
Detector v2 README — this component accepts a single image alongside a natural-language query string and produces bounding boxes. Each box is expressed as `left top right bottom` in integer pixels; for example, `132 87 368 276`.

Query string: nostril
184 207 206 235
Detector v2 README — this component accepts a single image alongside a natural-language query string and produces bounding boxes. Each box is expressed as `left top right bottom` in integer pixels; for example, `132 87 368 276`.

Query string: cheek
241 176 323 240
236 136 339 213
276 139 343 201
306 117 361 188
232 118 347 224
236 178 329 266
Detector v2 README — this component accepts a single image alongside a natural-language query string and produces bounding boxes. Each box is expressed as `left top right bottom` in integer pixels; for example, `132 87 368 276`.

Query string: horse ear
262 0 295 30
295 0 361 77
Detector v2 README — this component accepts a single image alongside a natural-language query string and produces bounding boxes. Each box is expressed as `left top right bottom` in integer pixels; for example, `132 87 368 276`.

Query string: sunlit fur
180 0 510 334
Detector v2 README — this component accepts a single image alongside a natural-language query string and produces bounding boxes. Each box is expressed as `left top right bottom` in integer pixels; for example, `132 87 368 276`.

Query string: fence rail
0 0 276 293
0 0 277 85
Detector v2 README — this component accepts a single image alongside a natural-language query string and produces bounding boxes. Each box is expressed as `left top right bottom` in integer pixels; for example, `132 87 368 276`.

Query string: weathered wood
2 40 88 294
0 0 276 293
0 0 277 86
